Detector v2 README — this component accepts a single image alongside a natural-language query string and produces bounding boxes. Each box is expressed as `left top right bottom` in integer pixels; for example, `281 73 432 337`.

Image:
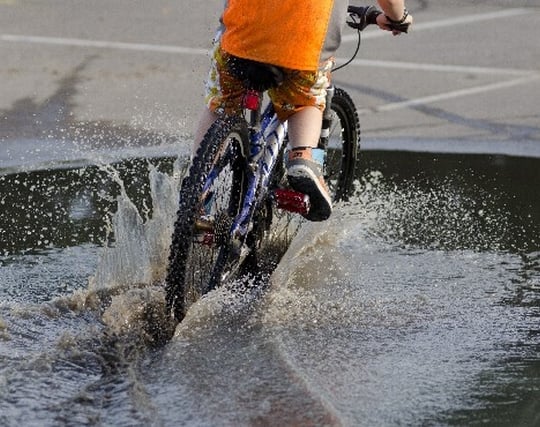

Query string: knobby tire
326 87 361 201
165 116 249 322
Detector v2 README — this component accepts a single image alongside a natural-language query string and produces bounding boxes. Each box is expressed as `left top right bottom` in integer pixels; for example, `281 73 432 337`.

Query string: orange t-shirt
221 0 335 71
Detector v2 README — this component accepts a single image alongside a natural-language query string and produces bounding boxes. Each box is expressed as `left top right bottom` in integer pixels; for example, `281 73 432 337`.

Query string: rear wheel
324 87 361 201
165 116 249 322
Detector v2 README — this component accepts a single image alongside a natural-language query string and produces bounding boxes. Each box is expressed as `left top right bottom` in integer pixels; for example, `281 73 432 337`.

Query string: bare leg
285 106 332 221
286 106 323 149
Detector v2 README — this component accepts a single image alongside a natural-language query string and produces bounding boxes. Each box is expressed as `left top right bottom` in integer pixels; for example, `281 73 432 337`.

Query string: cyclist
192 0 413 221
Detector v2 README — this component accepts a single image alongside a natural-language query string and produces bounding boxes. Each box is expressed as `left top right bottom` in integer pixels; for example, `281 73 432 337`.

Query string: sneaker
286 147 332 221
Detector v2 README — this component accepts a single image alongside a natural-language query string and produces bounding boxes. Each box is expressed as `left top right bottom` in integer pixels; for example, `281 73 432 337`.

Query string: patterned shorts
204 34 333 122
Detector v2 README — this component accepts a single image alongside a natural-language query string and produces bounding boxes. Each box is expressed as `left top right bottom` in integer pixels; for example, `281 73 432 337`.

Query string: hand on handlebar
347 5 413 35
377 12 413 35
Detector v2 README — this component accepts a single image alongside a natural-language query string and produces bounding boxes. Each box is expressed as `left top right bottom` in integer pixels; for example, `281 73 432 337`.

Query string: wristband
385 8 408 25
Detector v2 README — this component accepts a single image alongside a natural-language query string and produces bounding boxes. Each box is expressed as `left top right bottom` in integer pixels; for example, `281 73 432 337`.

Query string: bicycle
165 5 400 322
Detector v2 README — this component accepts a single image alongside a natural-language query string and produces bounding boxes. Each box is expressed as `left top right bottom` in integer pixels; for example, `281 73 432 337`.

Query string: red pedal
273 188 310 215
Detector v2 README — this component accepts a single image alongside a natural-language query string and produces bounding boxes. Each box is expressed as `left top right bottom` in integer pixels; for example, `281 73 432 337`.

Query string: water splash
75 158 189 342
90 165 172 288
342 170 533 252
259 164 539 333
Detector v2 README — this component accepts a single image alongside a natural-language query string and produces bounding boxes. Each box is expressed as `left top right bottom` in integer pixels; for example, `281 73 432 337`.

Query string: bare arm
376 0 413 34
377 0 406 21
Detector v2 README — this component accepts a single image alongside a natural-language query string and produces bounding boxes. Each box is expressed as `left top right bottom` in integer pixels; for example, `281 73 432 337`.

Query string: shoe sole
287 165 332 221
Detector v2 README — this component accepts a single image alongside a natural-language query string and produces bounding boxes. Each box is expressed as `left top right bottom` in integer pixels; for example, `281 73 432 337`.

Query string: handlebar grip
347 5 381 31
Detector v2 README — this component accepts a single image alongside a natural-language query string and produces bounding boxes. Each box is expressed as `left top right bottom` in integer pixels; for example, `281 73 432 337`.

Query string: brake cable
333 15 362 73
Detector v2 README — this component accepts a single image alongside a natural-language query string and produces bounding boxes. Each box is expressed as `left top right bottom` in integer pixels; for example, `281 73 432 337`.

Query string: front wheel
165 116 249 322
325 87 361 201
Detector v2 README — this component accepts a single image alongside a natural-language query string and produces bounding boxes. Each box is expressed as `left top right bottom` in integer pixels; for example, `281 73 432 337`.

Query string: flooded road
1 148 538 426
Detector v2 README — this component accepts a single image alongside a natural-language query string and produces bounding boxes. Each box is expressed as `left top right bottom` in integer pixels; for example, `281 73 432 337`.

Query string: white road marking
335 57 536 76
357 74 540 114
1 33 533 77
0 34 208 55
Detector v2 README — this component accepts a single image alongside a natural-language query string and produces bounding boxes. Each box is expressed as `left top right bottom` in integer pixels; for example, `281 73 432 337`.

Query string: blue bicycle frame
201 93 288 246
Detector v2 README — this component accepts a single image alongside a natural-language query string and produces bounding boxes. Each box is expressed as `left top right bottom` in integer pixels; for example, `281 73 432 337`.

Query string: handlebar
347 5 410 33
